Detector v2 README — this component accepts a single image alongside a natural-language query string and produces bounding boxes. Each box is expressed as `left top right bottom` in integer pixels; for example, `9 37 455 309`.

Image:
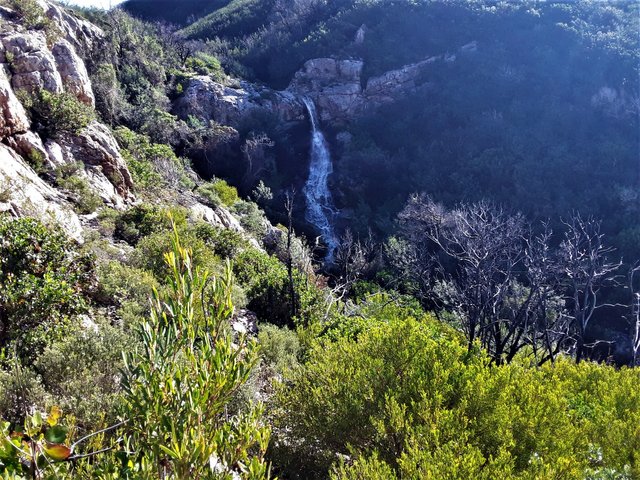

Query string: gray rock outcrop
0 65 29 137
177 42 478 126
174 76 304 127
0 0 133 239
52 39 94 106
0 143 82 240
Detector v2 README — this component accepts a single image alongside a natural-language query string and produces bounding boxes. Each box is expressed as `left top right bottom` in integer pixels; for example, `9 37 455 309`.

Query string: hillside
0 0 639 479
122 0 639 257
122 0 228 25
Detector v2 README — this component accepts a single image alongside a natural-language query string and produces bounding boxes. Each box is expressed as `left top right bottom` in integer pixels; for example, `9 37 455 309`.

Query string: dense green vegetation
0 1 638 478
2 211 639 479
275 314 640 479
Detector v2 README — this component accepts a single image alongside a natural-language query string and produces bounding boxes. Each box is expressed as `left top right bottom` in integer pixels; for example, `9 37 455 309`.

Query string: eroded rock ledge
175 41 479 127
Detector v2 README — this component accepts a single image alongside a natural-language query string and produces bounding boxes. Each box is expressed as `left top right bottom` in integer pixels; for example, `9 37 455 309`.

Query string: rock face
52 39 94 106
177 42 478 126
287 42 478 122
174 76 304 127
288 58 364 122
58 123 135 199
0 1 133 239
2 31 64 94
0 143 82 240
0 65 29 137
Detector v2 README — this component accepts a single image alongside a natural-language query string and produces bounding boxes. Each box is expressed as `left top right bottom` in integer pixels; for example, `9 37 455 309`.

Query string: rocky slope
0 0 133 239
0 0 271 246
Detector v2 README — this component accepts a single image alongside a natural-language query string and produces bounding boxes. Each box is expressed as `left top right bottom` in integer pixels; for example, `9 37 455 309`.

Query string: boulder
175 76 304 127
0 143 82 240
2 32 63 94
41 0 103 51
0 65 29 138
52 39 94 106
4 130 47 165
58 122 135 200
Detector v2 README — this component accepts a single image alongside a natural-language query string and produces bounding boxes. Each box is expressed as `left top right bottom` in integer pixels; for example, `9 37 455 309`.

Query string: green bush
234 249 327 328
233 199 267 240
96 261 159 326
257 324 300 375
0 361 48 425
213 179 239 206
0 217 94 359
34 317 131 428
196 180 239 208
234 250 293 326
22 89 94 139
185 52 226 81
5 0 61 42
57 176 103 214
195 181 223 207
130 227 222 280
114 127 191 190
114 203 187 245
274 314 640 479
192 221 249 259
121 226 272 479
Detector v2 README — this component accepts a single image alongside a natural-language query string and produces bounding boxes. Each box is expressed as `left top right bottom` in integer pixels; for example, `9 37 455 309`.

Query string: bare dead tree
331 229 377 303
627 262 640 366
558 215 621 363
284 190 298 321
521 225 571 364
393 195 576 365
397 195 527 360
241 132 275 189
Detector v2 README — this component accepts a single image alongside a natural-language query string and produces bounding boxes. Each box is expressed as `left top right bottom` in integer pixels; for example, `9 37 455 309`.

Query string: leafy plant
0 218 94 360
121 224 272 479
57 176 103 214
21 89 94 139
0 406 121 479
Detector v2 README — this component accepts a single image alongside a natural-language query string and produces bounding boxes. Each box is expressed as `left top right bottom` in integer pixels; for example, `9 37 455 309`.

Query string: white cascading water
302 97 339 262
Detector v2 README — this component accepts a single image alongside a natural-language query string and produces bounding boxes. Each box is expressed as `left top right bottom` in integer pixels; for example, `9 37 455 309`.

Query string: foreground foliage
121 225 272 479
273 311 640 479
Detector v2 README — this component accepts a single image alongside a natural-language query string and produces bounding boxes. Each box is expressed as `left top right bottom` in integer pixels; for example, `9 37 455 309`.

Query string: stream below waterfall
302 97 339 263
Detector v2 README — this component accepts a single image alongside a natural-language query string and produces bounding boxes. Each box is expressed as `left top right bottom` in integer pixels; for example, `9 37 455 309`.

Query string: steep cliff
175 41 478 128
0 0 272 247
0 0 133 239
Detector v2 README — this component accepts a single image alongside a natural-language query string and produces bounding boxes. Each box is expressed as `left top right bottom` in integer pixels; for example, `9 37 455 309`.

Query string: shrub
196 180 239 208
185 52 226 81
121 226 272 479
258 324 301 375
96 261 159 326
6 0 61 42
130 227 221 280
114 127 191 190
57 176 103 214
192 221 249 259
234 250 292 326
233 199 267 240
0 217 94 359
22 89 94 139
234 249 327 328
195 181 222 207
113 203 187 245
274 315 640 479
34 317 131 428
213 179 239 206
0 361 47 425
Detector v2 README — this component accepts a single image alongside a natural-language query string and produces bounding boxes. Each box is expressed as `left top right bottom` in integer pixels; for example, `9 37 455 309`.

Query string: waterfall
302 97 339 262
